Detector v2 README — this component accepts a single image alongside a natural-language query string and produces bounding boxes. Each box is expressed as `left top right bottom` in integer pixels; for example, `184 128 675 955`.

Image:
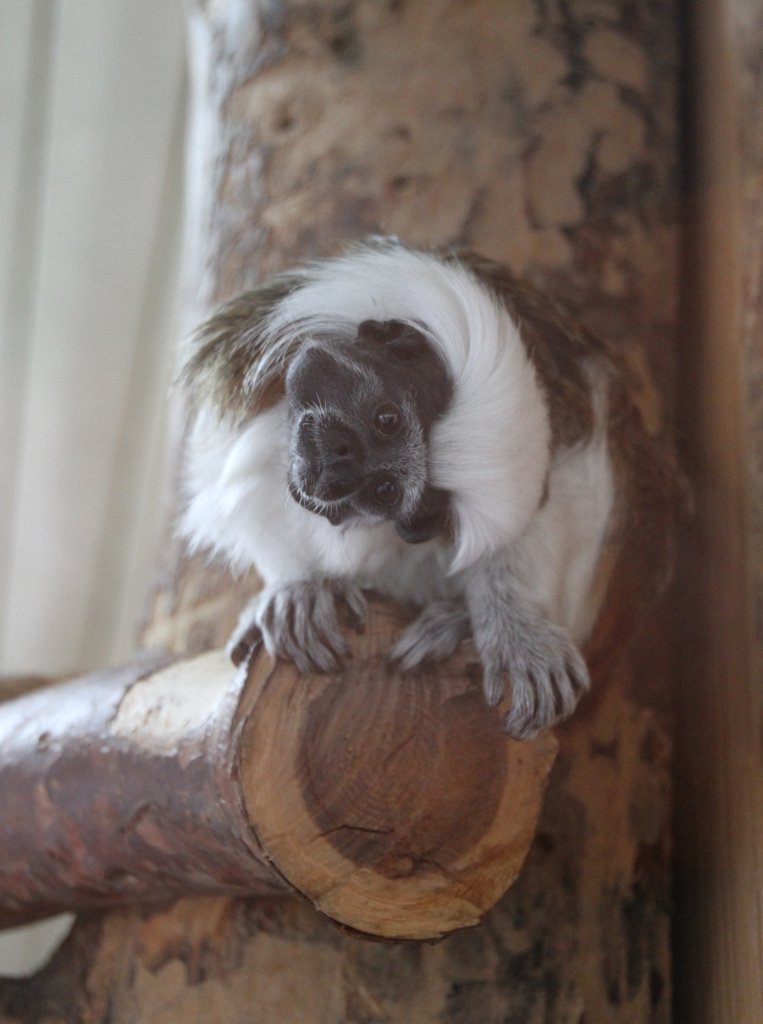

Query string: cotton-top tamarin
179 241 672 738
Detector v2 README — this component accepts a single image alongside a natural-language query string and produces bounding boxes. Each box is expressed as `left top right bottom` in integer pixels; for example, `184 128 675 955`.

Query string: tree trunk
0 1 679 1020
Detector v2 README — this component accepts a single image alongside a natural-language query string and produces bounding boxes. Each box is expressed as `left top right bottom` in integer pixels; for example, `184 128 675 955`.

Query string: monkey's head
285 319 453 543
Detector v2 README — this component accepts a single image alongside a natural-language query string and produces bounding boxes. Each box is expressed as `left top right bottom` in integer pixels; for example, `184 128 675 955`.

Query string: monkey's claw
228 621 263 667
481 620 590 740
229 579 367 673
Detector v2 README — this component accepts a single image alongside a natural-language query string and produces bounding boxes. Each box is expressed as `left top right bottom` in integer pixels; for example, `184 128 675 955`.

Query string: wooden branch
0 602 556 940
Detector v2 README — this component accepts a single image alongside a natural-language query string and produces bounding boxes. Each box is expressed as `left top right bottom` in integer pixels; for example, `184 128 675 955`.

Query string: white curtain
0 0 186 973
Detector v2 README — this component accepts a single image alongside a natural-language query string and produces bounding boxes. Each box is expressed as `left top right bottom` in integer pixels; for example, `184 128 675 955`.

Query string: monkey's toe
227 605 264 666
331 580 368 633
229 630 262 667
389 600 470 671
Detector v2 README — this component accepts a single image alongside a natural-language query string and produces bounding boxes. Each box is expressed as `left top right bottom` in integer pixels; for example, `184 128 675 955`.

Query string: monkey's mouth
288 477 349 526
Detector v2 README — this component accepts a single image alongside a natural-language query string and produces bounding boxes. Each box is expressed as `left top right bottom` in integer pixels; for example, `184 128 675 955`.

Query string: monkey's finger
227 626 260 667
290 592 317 653
289 642 317 675
548 648 590 717
309 589 350 664
550 666 577 718
503 709 543 741
282 603 340 673
503 669 543 738
566 648 591 695
301 617 345 671
387 633 426 672
336 586 367 632
388 626 453 671
302 635 342 673
271 614 325 673
482 664 505 707
229 626 263 667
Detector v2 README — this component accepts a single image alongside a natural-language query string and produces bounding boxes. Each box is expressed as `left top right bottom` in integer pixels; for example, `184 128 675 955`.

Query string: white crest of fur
257 244 551 571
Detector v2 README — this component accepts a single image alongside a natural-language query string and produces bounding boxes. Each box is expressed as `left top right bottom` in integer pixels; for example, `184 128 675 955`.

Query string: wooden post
0 1 679 1019
673 0 763 1020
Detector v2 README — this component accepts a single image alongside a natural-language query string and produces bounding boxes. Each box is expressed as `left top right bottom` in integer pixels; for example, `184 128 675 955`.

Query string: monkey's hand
388 599 471 671
227 579 367 672
468 581 590 739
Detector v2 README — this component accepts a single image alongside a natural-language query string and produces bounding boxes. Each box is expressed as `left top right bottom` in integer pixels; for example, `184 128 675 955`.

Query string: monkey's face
285 320 452 544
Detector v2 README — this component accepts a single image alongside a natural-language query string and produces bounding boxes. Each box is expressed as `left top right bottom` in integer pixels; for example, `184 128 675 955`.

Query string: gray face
285 320 453 544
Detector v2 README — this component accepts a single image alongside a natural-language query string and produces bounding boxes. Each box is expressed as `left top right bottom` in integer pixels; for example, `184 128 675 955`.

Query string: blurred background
0 0 186 974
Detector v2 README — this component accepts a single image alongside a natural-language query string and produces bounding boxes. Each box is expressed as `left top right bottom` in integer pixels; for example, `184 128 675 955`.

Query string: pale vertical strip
81 77 187 667
0 1 75 982
0 1 57 666
2 0 185 675
0 0 185 980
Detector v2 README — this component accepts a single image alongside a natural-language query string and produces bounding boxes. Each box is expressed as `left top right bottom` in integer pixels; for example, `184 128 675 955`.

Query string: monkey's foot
479 618 590 740
228 580 367 673
388 600 471 671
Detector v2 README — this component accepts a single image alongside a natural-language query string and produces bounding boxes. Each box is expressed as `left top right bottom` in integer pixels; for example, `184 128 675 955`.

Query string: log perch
0 602 556 940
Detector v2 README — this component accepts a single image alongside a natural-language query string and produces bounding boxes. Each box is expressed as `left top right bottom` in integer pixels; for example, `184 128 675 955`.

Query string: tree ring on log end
237 601 558 940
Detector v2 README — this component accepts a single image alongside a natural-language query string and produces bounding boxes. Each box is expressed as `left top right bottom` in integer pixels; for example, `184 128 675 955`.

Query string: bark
0 653 280 930
0 1 679 1020
0 606 555 940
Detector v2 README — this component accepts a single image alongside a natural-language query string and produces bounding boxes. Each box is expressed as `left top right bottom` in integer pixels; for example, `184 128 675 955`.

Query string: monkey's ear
357 319 429 360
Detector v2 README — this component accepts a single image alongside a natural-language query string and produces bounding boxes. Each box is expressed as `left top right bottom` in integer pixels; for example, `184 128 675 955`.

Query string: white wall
0 0 186 975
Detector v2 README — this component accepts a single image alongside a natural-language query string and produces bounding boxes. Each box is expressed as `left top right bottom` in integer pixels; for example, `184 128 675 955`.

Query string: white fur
245 245 551 570
508 416 614 641
181 401 452 599
180 244 613 638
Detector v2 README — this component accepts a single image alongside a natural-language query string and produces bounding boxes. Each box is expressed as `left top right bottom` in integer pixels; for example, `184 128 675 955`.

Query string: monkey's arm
463 556 590 739
387 555 589 740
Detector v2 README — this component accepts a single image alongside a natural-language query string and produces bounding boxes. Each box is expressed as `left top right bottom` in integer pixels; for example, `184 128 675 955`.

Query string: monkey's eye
373 403 402 436
374 479 400 507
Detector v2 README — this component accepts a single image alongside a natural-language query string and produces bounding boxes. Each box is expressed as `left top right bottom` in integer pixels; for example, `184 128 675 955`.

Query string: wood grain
239 603 556 939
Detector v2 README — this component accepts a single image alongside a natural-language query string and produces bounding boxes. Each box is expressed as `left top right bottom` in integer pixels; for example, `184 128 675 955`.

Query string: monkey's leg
228 579 367 672
465 569 590 739
388 599 471 671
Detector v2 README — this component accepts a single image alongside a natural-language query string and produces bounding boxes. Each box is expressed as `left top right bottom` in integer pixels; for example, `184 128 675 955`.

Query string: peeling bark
0 653 282 929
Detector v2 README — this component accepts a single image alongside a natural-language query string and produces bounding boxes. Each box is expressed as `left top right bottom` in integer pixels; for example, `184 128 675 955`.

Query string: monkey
179 240 670 739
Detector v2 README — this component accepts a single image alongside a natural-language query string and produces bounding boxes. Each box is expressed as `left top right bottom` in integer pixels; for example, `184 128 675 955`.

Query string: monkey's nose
306 418 363 499
318 422 362 468
315 465 359 501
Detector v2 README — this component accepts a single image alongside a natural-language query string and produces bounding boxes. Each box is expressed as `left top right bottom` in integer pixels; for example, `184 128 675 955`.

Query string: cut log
0 603 556 940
